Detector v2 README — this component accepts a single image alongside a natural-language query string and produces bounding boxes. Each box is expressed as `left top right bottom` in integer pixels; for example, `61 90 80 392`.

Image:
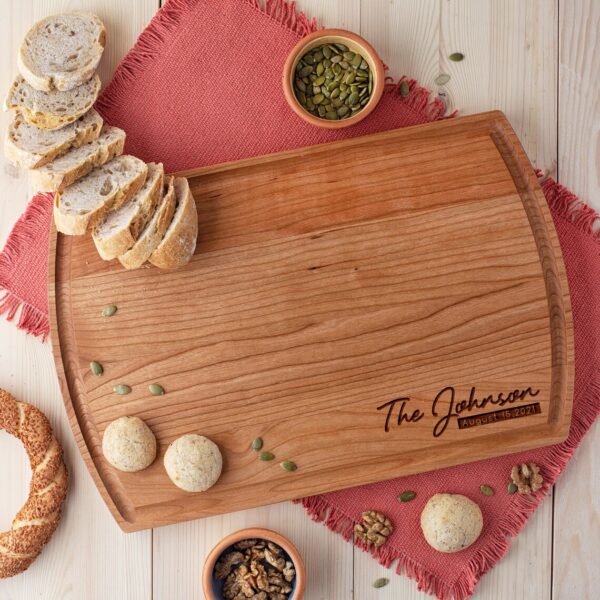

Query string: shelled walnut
354 510 393 547
511 462 543 494
215 538 296 600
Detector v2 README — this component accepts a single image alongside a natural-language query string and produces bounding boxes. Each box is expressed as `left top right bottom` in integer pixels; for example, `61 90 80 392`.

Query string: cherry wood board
49 111 573 532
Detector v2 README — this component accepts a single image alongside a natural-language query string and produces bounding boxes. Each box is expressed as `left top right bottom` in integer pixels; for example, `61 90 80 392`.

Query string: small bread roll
163 434 222 492
102 416 157 472
420 493 483 553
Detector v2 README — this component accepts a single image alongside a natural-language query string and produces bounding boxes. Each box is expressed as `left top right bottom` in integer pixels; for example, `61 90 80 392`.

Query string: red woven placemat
1 1 598 597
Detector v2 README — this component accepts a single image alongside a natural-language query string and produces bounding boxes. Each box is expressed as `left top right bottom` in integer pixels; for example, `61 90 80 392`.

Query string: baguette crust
54 156 148 235
30 126 125 192
93 163 164 260
6 74 101 130
4 110 103 169
17 13 106 92
0 389 68 579
149 177 198 269
118 177 176 270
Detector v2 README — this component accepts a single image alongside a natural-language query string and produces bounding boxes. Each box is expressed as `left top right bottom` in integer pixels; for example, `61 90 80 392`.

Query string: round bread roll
163 434 222 492
102 416 157 472
420 493 483 553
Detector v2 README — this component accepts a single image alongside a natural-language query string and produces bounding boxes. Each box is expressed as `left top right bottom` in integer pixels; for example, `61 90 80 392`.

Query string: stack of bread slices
4 13 198 270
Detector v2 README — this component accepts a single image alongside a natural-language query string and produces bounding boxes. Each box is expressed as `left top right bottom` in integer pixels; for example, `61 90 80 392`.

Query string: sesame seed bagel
0 389 68 578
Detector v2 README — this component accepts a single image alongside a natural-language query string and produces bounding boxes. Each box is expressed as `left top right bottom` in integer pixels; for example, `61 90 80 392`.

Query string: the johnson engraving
377 386 541 438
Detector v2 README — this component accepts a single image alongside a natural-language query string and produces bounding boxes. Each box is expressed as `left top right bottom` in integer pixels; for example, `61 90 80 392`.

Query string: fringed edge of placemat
0 193 53 341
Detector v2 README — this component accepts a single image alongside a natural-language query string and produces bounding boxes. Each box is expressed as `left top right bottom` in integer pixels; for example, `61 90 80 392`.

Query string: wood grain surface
48 112 573 532
1 1 598 598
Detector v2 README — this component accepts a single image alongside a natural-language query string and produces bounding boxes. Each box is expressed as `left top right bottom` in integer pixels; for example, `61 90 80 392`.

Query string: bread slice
54 155 147 235
18 13 106 92
119 177 177 270
92 163 164 260
30 125 125 192
5 74 101 130
149 178 198 269
4 109 102 169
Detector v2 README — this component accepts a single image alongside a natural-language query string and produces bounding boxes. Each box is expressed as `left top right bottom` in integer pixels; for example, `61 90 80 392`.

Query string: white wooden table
1 1 598 598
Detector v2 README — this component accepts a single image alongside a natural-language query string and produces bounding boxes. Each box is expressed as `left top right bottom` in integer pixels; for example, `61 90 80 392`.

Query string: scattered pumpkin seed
480 484 494 497
113 384 132 395
280 460 297 472
259 451 275 461
434 73 451 86
90 361 103 376
373 577 389 589
149 383 165 396
252 437 263 451
399 490 417 503
449 52 465 62
508 482 518 494
102 305 117 317
399 80 410 97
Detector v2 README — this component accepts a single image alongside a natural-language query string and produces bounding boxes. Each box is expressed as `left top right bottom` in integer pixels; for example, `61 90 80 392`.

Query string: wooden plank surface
0 0 597 598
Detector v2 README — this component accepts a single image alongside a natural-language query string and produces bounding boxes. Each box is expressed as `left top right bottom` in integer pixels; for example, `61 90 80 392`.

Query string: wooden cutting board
49 111 573 532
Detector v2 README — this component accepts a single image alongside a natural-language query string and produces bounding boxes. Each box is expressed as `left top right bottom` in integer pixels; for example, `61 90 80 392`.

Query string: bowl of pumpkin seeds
283 29 385 128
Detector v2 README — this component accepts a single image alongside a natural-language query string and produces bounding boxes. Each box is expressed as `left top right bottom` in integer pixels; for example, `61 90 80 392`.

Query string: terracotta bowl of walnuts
202 527 306 600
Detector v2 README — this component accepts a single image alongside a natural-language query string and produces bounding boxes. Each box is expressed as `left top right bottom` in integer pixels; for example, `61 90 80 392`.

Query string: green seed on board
373 577 389 589
259 451 275 461
480 484 494 496
434 73 451 85
399 81 410 97
399 490 417 503
102 305 117 317
90 361 103 376
508 482 518 494
252 437 263 451
449 52 465 62
149 383 165 396
280 460 297 472
114 384 131 395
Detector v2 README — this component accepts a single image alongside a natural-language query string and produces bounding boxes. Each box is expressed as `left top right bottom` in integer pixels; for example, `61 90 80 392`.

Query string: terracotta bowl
202 527 306 600
282 28 385 129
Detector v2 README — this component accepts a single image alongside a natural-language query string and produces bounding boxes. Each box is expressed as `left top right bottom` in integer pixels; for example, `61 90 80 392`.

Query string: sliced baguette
54 155 147 235
149 178 198 269
30 125 125 192
18 13 106 92
119 177 176 270
92 162 164 260
4 109 103 169
5 74 101 130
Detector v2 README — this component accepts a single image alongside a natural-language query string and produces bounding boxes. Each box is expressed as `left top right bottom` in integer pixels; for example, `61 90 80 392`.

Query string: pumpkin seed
252 437 263 451
323 45 332 59
114 384 131 395
299 65 313 77
330 88 341 99
102 305 117 317
314 75 326 86
303 53 315 65
334 43 348 51
399 80 410 97
399 490 417 503
328 44 340 54
337 105 350 117
373 577 389 589
331 54 342 64
434 73 451 85
325 111 338 120
508 482 518 494
352 53 363 67
449 52 464 62
316 62 325 76
295 78 306 92
317 105 327 117
347 91 360 105
480 484 494 496
259 451 275 461
149 383 165 396
360 59 368 70
313 50 324 62
313 93 325 104
90 361 103 376
280 460 297 471
339 60 351 69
